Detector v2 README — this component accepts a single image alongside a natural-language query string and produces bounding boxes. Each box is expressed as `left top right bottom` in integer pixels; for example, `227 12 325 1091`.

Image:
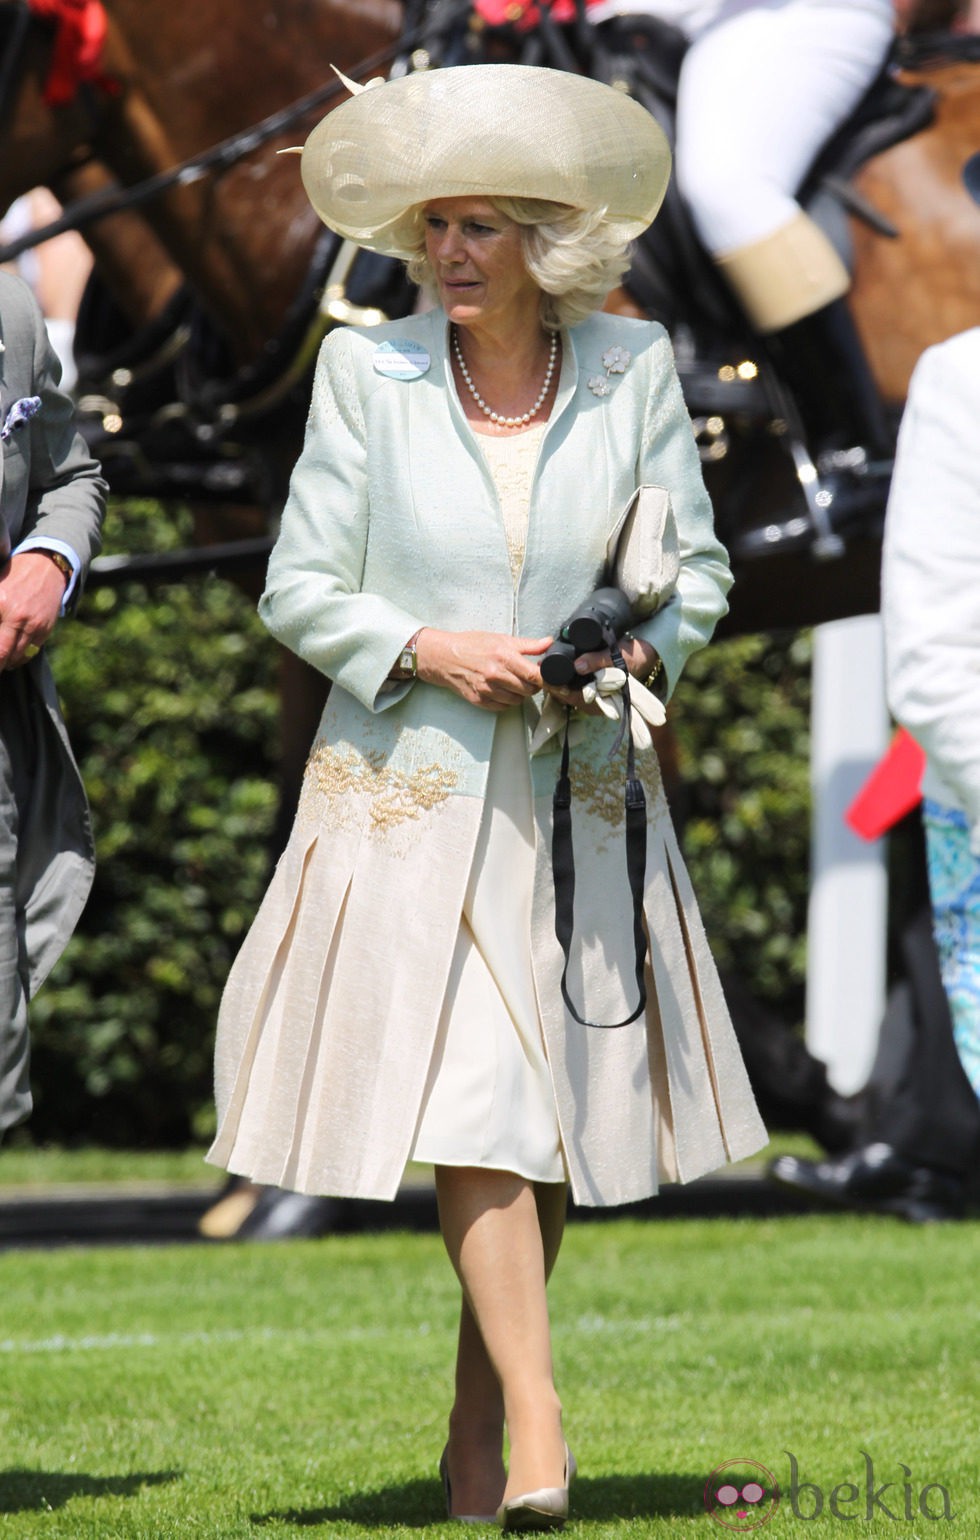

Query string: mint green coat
209 307 767 1204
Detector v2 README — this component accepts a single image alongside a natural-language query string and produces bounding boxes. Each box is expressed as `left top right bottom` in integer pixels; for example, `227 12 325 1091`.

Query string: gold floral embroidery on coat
568 748 666 849
301 742 459 834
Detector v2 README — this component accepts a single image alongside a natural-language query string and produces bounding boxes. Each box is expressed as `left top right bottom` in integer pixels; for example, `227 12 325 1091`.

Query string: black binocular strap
551 641 649 1029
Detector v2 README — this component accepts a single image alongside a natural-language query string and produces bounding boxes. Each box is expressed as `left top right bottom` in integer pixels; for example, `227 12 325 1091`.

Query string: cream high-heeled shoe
439 1445 499 1525
495 1446 573 1532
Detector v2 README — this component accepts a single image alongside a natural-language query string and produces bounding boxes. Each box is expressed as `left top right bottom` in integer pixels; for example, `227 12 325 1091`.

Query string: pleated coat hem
207 705 767 1206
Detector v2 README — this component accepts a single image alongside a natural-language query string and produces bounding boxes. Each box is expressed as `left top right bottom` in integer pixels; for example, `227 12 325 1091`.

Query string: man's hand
0 552 68 670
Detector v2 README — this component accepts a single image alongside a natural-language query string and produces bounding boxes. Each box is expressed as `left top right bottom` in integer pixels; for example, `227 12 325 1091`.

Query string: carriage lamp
692 414 728 463
717 359 758 384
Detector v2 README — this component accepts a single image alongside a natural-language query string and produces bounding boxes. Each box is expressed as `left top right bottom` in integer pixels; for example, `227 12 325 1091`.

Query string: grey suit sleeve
14 286 107 606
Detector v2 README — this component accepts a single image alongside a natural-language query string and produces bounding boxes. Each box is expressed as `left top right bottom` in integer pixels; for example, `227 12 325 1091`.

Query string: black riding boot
769 297 892 458
741 297 894 557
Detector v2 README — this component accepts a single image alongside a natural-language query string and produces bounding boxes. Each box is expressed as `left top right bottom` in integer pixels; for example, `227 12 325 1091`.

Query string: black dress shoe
769 1143 967 1223
236 1186 340 1239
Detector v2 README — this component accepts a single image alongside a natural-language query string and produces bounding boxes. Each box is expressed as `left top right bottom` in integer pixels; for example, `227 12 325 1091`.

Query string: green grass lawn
0 1144 219 1192
0 1135 828 1193
1 1215 976 1537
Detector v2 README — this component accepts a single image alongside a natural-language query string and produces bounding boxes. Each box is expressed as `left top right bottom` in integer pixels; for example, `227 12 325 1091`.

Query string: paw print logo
704 1460 780 1530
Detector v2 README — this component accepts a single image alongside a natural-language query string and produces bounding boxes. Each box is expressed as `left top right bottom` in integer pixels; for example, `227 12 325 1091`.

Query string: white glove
529 669 665 755
581 667 666 752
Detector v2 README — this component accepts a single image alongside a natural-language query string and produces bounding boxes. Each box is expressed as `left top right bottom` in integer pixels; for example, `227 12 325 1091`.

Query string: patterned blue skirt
922 798 980 1101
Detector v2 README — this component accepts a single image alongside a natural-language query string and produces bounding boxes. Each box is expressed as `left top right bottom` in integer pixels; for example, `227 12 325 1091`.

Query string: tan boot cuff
715 212 850 333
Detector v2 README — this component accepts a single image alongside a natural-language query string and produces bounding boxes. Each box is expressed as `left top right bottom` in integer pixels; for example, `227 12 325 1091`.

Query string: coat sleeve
259 328 426 712
627 328 732 697
882 332 980 851
13 279 106 606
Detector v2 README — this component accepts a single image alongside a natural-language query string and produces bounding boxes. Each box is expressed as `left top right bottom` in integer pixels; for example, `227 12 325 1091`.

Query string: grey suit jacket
0 271 107 998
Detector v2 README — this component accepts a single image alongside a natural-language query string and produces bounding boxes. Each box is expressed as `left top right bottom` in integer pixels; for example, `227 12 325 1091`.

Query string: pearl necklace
452 326 558 428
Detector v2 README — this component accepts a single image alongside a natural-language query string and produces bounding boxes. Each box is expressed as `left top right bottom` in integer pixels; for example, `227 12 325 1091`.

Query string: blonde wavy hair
391 198 635 330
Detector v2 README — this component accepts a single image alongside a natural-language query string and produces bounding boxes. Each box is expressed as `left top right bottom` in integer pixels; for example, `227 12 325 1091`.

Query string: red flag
846 727 926 841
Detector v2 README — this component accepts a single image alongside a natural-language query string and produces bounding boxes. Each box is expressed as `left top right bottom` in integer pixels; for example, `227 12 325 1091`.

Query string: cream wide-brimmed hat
299 64 671 255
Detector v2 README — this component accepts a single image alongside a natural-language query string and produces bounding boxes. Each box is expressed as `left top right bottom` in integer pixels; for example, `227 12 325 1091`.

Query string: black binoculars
540 586 633 688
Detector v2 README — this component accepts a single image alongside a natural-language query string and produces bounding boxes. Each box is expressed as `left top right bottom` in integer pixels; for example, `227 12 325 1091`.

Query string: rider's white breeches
672 0 895 256
593 1 894 251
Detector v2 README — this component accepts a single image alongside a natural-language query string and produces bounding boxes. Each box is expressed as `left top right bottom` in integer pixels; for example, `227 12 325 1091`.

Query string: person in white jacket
882 326 980 1109
769 323 980 1223
771 99 980 1231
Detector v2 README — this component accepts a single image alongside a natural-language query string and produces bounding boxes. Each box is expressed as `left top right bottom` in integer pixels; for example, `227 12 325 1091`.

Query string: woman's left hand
541 634 659 712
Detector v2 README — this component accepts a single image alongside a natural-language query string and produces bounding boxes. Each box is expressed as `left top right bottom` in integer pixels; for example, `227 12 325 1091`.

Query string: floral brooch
588 345 631 399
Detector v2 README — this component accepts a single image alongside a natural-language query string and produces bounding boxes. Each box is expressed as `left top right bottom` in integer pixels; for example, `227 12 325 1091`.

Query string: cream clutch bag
605 483 680 618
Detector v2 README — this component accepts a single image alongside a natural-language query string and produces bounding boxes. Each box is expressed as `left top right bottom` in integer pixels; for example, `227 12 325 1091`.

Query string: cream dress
408 422 567 1183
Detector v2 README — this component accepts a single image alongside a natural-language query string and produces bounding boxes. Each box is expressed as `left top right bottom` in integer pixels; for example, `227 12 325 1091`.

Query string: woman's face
423 197 540 333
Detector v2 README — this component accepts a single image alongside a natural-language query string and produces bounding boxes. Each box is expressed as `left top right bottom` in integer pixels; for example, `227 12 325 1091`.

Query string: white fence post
805 614 890 1094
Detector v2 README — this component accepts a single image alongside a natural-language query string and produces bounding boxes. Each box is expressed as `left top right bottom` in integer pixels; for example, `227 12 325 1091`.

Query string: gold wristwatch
391 629 423 681
37 549 73 586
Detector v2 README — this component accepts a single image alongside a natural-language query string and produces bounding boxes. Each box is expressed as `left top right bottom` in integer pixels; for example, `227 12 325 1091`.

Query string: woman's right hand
416 628 553 710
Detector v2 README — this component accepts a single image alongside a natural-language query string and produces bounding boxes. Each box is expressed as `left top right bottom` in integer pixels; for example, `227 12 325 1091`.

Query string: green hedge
20 504 812 1147
25 501 279 1147
671 630 812 1015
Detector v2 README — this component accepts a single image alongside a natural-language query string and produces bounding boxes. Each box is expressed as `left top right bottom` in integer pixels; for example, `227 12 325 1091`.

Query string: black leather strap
551 638 649 1029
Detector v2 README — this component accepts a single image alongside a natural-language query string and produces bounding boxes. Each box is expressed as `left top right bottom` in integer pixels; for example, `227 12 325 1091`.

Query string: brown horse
0 0 401 351
851 58 980 403
3 3 980 638
0 0 407 782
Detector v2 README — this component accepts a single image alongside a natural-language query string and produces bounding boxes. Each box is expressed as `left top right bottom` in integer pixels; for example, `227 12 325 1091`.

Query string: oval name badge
373 339 431 380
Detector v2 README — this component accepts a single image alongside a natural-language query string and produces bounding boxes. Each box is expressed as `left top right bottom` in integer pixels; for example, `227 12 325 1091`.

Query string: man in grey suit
0 270 106 1137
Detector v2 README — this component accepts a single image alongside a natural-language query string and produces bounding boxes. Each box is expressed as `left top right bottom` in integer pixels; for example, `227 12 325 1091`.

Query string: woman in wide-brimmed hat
208 63 766 1530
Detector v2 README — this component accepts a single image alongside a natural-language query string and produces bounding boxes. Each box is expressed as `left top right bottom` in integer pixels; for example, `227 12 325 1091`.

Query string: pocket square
1 395 42 440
